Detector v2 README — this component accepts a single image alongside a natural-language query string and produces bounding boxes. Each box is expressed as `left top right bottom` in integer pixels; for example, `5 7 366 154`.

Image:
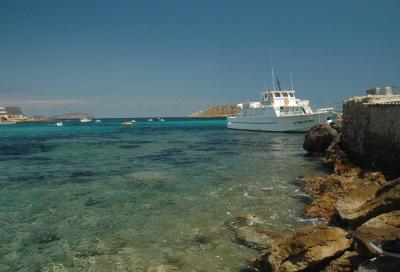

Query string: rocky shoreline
226 96 400 272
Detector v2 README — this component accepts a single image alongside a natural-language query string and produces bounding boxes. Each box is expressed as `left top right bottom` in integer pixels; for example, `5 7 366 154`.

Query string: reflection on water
0 118 323 271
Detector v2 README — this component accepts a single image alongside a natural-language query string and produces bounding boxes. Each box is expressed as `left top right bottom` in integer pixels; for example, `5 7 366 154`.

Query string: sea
0 118 324 272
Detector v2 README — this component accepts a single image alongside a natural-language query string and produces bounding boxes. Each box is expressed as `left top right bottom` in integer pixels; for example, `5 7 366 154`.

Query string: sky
0 0 399 117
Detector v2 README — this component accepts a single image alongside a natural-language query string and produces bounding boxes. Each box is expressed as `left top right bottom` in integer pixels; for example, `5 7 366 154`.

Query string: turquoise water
0 118 323 272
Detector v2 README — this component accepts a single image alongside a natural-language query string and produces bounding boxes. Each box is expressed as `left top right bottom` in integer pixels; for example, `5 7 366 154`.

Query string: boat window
268 93 272 99
289 93 294 97
275 92 281 97
282 92 288 97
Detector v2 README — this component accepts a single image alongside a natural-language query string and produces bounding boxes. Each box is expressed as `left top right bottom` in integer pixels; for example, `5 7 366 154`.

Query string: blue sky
0 0 399 117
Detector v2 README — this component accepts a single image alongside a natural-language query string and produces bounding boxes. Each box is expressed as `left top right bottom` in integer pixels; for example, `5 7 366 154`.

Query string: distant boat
122 120 133 126
148 118 154 122
159 118 165 122
0 121 16 125
131 120 136 123
95 119 102 123
55 121 63 127
80 117 92 123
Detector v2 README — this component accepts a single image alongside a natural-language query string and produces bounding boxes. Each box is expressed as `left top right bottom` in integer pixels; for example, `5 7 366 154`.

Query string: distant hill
189 105 237 117
55 112 93 120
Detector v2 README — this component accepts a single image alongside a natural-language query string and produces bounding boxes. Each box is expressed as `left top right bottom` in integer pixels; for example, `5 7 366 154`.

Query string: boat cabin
236 89 314 117
261 90 298 107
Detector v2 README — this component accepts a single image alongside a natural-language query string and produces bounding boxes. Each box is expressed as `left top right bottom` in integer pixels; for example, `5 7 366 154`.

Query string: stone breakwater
341 95 400 178
227 95 400 272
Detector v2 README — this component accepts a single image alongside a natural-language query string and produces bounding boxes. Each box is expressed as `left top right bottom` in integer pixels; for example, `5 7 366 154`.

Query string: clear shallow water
0 118 323 272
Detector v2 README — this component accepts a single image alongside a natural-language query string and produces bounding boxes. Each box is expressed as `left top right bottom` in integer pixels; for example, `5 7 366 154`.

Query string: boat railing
315 107 334 113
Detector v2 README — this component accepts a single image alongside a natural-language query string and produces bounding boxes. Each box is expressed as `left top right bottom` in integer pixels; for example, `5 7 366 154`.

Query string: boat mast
290 72 295 91
269 48 276 91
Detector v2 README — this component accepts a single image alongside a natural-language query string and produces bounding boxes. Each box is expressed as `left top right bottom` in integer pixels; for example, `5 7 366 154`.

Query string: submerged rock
266 224 350 272
233 226 286 251
303 123 339 155
147 265 175 272
353 210 400 258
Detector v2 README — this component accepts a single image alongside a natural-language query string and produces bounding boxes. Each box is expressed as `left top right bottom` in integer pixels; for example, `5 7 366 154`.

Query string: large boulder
301 173 385 221
353 210 400 257
336 179 400 227
303 124 339 155
266 225 351 272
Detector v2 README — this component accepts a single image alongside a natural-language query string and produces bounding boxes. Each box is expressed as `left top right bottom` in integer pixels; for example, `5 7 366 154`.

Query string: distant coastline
189 104 237 117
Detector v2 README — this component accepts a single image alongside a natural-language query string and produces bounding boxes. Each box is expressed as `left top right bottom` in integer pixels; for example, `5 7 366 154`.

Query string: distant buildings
0 106 26 121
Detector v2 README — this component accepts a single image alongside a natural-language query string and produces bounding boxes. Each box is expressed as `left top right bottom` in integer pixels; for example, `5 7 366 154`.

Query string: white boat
95 119 102 123
148 118 154 122
55 121 63 127
227 87 336 132
0 121 16 125
80 117 92 123
159 118 165 122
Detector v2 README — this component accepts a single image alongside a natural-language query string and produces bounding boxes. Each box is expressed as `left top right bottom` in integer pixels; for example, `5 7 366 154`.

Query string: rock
322 142 359 176
321 251 364 272
353 210 400 258
305 194 337 219
233 226 286 250
336 179 400 227
266 224 351 272
303 124 339 155
302 173 385 221
147 265 174 272
244 251 269 272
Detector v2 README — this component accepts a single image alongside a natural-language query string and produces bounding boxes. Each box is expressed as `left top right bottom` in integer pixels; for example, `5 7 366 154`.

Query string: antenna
290 72 294 91
268 48 276 91
276 77 282 91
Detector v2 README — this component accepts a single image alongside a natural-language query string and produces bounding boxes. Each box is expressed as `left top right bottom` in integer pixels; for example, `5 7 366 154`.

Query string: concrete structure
366 86 397 96
341 95 400 178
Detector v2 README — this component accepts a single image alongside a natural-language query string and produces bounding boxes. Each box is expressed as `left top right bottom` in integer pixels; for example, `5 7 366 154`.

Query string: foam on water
0 118 324 271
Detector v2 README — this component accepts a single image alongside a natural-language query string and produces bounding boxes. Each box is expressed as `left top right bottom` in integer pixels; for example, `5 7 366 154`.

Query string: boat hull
227 112 335 132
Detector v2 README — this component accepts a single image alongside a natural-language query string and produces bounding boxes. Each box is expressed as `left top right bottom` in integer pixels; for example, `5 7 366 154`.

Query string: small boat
80 117 92 123
55 121 63 127
148 118 154 122
0 121 17 125
159 118 165 122
95 119 102 123
131 120 136 123
122 120 133 126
